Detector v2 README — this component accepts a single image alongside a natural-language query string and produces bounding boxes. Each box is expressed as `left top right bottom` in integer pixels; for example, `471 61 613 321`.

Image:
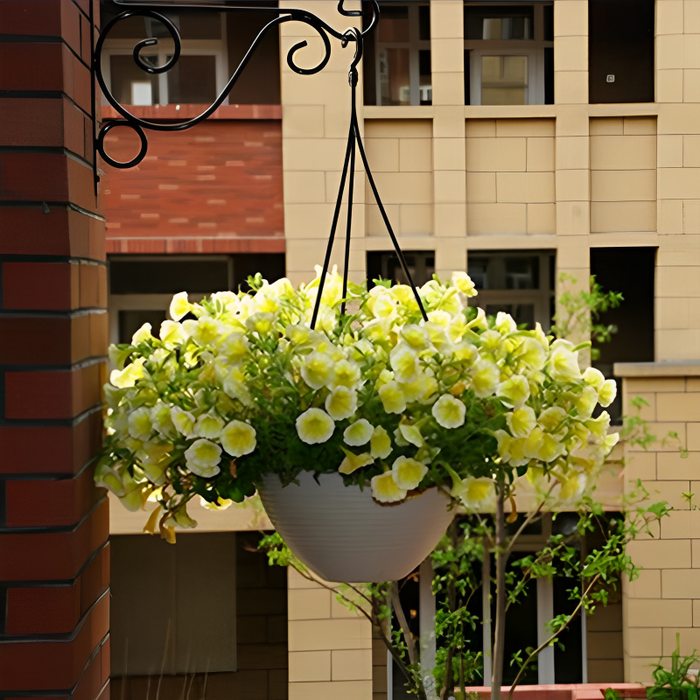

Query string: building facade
2 1 700 699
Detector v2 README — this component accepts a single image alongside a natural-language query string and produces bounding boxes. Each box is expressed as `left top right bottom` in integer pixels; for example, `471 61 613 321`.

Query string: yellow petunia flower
221 420 257 457
471 360 500 398
338 448 374 474
110 357 145 388
537 406 567 435
218 331 248 360
132 322 152 345
160 320 187 346
498 375 530 408
574 385 598 419
325 386 358 421
559 471 587 504
582 366 606 390
390 343 420 384
128 407 153 441
371 472 407 503
548 342 581 383
370 425 393 459
196 413 225 440
452 271 477 297
398 423 424 448
301 352 334 390
506 406 537 438
517 336 547 370
332 359 361 389
171 406 196 437
391 456 428 490
401 324 431 351
432 394 466 429
452 476 496 512
343 419 374 447
183 318 222 347
184 438 222 478
598 379 617 407
169 291 193 321
378 380 407 414
296 408 335 444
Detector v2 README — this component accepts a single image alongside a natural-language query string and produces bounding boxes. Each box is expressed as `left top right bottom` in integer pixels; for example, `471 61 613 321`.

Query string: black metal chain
309 28 428 329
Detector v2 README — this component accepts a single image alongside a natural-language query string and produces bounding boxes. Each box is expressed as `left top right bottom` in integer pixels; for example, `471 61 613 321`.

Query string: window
100 8 228 105
108 254 286 344
363 3 432 107
464 3 553 106
467 250 554 330
589 0 654 104
367 250 435 286
590 247 656 423
110 533 237 675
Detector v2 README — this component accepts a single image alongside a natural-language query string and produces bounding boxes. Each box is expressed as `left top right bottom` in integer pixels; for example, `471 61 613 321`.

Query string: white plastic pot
258 471 454 583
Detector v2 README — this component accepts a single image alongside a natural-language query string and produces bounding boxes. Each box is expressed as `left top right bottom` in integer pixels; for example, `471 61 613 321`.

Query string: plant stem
491 483 507 700
507 573 602 700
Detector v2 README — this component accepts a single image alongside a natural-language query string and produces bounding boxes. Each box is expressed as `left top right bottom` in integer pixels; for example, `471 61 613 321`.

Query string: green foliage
648 634 700 700
551 273 623 361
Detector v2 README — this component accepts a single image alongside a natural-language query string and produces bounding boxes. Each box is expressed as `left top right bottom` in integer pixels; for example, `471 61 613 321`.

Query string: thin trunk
459 651 466 700
491 485 507 700
440 646 455 700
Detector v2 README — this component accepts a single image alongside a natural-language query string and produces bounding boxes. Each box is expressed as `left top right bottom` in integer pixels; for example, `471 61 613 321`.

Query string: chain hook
342 27 363 88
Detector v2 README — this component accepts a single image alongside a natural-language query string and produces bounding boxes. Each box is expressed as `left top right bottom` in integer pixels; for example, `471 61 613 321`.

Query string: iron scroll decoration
92 0 428 326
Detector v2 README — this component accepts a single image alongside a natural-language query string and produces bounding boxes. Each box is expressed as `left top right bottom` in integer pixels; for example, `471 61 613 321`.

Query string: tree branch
507 573 602 700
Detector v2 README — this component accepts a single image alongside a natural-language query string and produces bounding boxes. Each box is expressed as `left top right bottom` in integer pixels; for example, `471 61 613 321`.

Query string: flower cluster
96 268 619 532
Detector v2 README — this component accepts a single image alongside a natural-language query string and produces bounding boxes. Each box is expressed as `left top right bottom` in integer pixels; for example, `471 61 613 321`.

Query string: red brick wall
0 2 110 698
101 106 284 254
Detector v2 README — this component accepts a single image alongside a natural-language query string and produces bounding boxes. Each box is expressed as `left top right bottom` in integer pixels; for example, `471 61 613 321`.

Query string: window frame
374 2 431 107
101 13 228 106
467 250 554 331
464 2 553 106
108 254 234 345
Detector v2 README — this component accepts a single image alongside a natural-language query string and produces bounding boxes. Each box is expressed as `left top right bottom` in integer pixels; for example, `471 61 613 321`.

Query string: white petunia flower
344 419 374 447
325 386 358 421
432 394 466 429
296 408 335 444
371 472 407 503
221 420 257 457
170 291 192 321
391 456 428 490
184 439 222 478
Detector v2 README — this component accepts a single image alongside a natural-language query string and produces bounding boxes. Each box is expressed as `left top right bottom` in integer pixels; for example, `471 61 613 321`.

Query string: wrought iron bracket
90 0 428 325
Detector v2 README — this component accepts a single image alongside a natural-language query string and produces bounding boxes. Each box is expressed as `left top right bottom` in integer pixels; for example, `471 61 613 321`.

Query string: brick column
0 2 110 698
617 363 700 683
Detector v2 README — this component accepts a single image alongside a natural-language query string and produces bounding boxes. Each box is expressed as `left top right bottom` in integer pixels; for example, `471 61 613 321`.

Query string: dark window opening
467 250 555 330
590 247 656 424
588 0 655 104
367 251 435 287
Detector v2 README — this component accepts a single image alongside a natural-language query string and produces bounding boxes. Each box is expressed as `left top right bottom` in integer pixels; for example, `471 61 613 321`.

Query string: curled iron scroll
94 1 378 168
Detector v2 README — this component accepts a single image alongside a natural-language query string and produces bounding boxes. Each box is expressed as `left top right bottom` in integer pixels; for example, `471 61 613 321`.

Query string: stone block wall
287 568 373 700
618 364 700 683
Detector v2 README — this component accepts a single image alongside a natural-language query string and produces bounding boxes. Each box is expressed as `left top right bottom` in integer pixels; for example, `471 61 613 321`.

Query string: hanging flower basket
259 471 453 582
96 269 620 576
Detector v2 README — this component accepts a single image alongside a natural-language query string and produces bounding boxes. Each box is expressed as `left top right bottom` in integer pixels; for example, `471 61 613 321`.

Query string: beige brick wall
278 0 700 359
287 568 373 700
466 118 556 236
590 117 657 233
619 367 700 684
